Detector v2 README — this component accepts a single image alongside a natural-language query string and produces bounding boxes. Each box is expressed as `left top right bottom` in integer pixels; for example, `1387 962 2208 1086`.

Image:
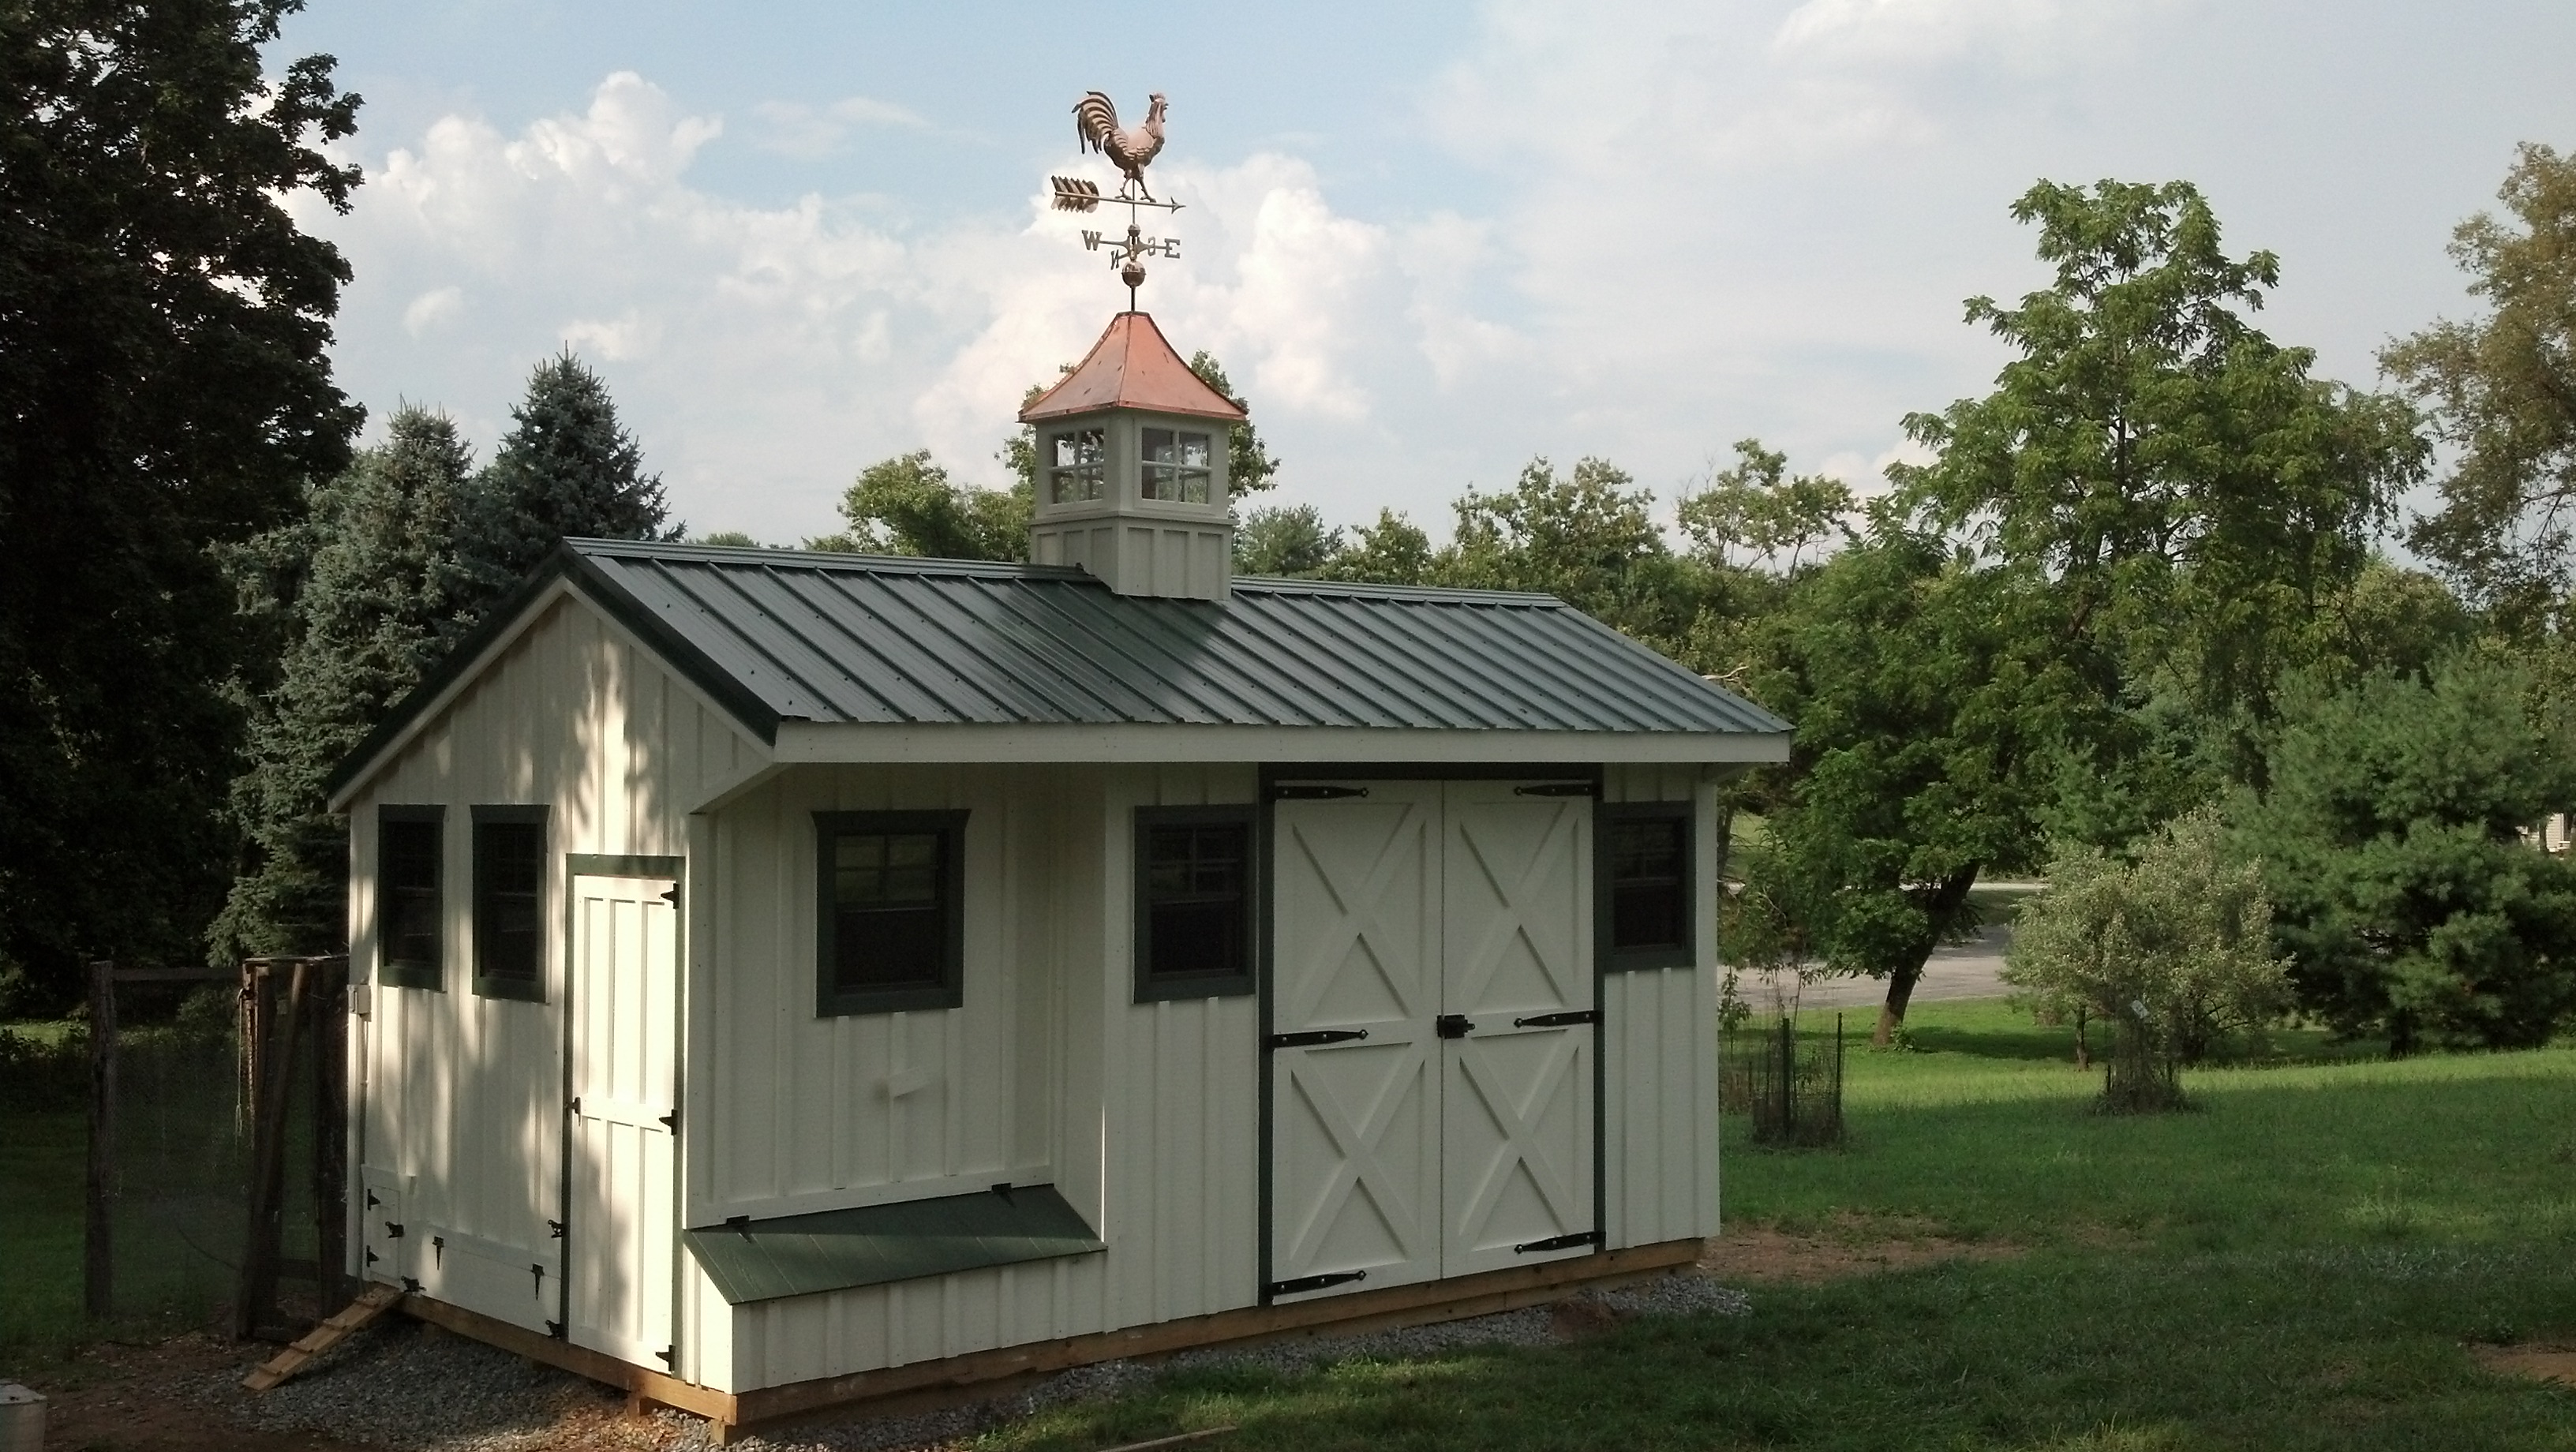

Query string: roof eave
768 721 1793 766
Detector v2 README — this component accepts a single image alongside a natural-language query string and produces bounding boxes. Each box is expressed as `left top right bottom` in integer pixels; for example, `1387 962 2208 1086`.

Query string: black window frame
377 805 446 991
472 805 550 1003
1133 805 1258 1002
814 810 968 1016
1599 802 1694 972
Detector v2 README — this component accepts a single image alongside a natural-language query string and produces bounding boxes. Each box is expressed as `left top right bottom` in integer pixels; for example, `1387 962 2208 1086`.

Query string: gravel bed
207 1272 1747 1452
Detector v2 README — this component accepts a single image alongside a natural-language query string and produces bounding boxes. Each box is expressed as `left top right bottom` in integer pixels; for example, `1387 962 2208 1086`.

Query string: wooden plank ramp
242 1282 403 1391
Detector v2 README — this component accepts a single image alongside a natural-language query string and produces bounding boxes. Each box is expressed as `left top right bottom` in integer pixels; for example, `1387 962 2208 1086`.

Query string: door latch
1436 1014 1475 1038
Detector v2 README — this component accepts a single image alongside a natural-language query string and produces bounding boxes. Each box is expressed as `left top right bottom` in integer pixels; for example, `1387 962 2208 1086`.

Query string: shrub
2005 808 2292 1111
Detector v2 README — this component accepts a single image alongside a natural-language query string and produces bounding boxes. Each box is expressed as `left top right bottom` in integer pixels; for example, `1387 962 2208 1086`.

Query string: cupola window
1049 428 1106 503
1141 428 1213 503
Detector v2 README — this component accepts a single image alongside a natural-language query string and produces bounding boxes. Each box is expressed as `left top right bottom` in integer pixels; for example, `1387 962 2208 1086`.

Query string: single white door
566 872 679 1368
1439 783 1596 1276
1267 784 1443 1299
1267 781 1599 1300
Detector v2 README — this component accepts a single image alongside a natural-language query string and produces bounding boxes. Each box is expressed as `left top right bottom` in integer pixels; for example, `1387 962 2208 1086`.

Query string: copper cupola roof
1017 311 1247 424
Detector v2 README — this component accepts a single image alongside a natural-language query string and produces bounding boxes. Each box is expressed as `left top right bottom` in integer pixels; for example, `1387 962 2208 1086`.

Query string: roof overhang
770 720 1792 766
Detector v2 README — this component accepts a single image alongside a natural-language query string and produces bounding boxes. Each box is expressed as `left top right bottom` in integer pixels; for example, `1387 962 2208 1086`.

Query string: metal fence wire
1721 1012 1847 1147
85 956 346 1338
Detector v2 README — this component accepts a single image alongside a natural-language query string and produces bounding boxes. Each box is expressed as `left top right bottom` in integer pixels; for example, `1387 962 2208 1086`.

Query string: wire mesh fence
84 956 347 1339
1720 1012 1847 1147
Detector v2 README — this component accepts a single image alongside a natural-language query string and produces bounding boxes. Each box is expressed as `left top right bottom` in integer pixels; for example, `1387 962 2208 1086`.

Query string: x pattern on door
1269 782 1596 1299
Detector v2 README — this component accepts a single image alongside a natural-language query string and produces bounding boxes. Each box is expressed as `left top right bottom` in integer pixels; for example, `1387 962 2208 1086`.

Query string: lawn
988 1001 2576 1451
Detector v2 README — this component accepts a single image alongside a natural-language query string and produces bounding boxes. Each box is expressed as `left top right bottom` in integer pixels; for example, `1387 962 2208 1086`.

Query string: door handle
1436 1014 1474 1038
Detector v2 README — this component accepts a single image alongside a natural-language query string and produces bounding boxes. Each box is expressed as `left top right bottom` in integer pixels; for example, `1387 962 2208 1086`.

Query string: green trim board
683 1184 1102 1304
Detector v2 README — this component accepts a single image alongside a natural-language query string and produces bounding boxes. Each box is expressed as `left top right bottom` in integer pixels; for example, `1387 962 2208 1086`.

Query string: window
815 811 967 1015
1140 428 1213 503
474 806 549 1001
379 806 444 990
1603 804 1692 971
1049 428 1106 503
1134 806 1256 1001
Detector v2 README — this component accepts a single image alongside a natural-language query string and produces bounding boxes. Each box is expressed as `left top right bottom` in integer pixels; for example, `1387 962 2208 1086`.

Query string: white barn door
567 870 679 1368
1440 784 1595 1276
1267 781 1596 1301
1268 784 1443 1297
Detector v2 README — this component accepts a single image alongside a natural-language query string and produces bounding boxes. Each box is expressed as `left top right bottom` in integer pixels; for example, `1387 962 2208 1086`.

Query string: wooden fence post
235 957 310 1339
84 959 117 1319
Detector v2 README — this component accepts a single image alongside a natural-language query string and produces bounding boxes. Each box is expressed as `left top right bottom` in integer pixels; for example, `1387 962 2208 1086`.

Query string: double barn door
1267 780 1597 1300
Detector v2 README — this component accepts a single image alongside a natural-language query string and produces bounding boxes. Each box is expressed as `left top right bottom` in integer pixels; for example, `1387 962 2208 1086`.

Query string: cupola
1019 311 1245 601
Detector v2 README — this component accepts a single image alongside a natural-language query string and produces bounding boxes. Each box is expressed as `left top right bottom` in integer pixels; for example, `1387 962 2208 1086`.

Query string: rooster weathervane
1050 90 1180 310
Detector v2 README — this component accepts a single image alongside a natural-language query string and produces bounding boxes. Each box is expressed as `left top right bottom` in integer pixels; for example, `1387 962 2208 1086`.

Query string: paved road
1737 902 2027 1016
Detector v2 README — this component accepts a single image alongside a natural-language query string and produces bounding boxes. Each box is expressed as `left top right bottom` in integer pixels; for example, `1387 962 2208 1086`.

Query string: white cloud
402 286 462 336
751 95 931 158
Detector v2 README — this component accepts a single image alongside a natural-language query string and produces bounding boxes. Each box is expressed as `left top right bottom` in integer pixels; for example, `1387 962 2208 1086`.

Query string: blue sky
275 1 2576 546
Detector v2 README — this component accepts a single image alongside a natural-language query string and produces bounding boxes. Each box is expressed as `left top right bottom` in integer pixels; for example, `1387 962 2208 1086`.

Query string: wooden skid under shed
388 1237 1705 1443
242 1282 403 1391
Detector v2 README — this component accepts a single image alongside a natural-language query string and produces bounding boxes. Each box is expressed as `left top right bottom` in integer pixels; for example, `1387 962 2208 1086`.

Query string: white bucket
0 1383 43 1452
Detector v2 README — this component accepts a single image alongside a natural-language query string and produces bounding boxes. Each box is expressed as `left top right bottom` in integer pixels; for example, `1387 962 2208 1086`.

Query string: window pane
831 829 947 990
1609 817 1687 952
477 819 543 984
1145 822 1245 980
1140 428 1214 503
1050 428 1106 503
383 819 440 970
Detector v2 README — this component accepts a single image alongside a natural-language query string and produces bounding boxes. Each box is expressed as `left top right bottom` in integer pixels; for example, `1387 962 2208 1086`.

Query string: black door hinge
661 885 680 905
1264 1028 1369 1050
724 1214 752 1236
547 1219 566 1238
1266 1270 1368 1297
1514 782 1597 797
1436 1014 1475 1038
365 1191 380 1209
1514 1229 1604 1255
401 1276 421 1293
431 1235 444 1267
568 1096 581 1114
546 1319 565 1339
1271 784 1368 800
364 1248 379 1265
1514 1009 1601 1028
658 1109 679 1131
656 1345 677 1366
384 1222 405 1238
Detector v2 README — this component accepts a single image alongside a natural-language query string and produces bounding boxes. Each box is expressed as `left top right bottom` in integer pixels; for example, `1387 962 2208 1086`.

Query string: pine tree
464 350 673 593
212 409 484 960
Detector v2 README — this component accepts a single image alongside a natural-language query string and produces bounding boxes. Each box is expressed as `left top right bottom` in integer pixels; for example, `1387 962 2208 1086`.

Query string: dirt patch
1698 1218 2022 1285
28 1334 373 1452
2472 1342 2576 1389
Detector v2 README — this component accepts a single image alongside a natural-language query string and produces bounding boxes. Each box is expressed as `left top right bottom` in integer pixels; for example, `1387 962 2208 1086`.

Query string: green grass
0 1109 85 1370
987 1001 2576 1451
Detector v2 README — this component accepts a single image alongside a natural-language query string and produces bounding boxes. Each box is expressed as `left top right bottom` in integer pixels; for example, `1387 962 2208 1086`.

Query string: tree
1443 456 1703 649
1898 180 2424 743
2005 808 2292 1110
1236 504 1339 577
1678 439 1854 573
0 0 362 1004
1185 351 1282 496
1318 510 1435 586
814 450 1028 561
2233 655 2576 1053
1743 523 2065 1042
462 350 674 593
213 410 485 960
2383 144 2576 623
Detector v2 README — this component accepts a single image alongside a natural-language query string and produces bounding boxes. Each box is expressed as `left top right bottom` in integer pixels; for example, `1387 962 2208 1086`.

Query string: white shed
324 309 1792 1439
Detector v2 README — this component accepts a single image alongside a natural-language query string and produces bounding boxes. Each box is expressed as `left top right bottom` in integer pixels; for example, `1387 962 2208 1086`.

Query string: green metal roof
327 539 1792 798
683 1184 1102 1304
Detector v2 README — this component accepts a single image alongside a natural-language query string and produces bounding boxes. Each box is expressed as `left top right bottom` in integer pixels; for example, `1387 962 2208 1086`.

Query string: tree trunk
1870 865 1983 1046
2072 1005 2091 1069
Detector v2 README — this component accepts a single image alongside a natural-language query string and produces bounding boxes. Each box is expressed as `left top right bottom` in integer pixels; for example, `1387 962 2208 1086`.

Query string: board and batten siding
346 591 764 1330
1599 763 1724 1249
714 764 1260 1394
